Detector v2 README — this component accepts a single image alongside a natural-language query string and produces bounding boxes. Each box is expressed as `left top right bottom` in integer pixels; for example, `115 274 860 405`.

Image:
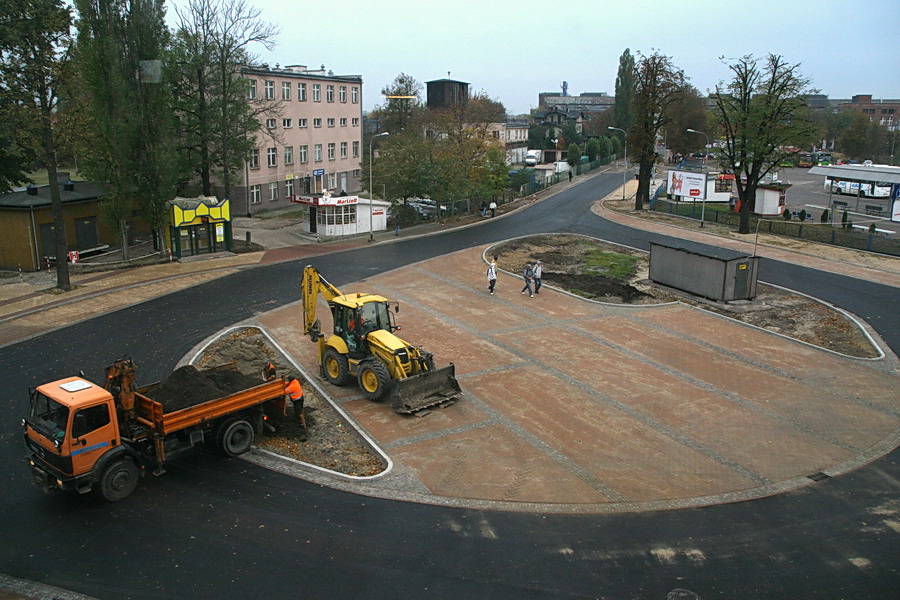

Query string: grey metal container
649 242 759 301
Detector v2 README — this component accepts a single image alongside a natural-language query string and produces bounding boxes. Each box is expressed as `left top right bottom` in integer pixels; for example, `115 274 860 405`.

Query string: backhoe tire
357 360 391 401
323 348 351 386
219 419 254 457
100 458 139 502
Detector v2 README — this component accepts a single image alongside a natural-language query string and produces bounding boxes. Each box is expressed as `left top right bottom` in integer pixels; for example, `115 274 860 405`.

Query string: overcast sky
167 0 900 115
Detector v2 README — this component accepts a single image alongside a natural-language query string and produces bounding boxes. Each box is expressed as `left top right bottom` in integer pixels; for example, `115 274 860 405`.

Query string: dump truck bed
135 380 284 436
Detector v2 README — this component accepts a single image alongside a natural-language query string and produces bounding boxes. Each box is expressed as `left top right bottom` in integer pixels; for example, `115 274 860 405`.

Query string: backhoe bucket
390 364 461 414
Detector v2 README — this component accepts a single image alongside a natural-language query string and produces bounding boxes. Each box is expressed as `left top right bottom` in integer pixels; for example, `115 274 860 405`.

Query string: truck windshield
28 391 69 442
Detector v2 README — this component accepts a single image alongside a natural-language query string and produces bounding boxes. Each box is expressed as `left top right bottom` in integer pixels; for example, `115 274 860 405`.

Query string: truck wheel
219 419 254 457
100 459 139 502
357 361 390 401
323 348 351 386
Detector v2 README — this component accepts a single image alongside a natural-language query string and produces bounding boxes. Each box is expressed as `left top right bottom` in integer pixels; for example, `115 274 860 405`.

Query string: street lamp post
608 127 627 200
686 128 710 228
369 131 389 242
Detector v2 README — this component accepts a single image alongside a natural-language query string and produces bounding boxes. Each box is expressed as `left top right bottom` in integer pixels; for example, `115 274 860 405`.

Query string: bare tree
171 0 278 198
631 51 685 209
713 54 816 233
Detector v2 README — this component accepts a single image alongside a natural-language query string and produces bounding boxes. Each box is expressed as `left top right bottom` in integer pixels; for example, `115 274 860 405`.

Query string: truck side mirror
72 413 87 439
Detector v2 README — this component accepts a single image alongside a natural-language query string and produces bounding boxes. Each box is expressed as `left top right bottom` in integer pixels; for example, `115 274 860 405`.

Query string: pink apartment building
242 64 363 216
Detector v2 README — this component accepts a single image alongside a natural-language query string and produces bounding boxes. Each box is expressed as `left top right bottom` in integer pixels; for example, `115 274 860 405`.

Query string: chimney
63 180 75 191
26 184 38 196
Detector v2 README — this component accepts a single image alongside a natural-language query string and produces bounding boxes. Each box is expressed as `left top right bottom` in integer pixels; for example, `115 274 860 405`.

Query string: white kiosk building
291 192 390 238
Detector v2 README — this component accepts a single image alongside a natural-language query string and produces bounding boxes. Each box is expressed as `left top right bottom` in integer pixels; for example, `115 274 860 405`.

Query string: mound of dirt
195 327 385 477
149 365 263 412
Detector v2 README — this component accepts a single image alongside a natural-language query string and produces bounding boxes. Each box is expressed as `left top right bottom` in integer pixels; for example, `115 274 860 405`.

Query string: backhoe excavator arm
302 265 343 340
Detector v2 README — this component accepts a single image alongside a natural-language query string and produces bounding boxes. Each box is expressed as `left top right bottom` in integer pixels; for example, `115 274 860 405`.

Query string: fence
652 198 900 257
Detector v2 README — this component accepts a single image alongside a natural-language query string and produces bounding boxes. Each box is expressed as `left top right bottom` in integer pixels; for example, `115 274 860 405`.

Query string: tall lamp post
608 127 627 200
686 128 710 228
369 131 389 242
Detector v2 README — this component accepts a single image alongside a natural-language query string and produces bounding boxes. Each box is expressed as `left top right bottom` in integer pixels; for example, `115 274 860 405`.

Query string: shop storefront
167 196 233 258
290 192 388 237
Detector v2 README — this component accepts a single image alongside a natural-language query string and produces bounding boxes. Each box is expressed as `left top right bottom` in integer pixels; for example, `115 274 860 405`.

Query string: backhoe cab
301 265 460 413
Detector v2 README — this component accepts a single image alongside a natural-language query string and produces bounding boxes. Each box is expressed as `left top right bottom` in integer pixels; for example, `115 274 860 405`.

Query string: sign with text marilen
291 194 358 207
667 170 707 200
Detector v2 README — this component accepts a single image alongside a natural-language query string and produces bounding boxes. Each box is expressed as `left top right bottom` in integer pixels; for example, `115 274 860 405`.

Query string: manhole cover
667 589 700 600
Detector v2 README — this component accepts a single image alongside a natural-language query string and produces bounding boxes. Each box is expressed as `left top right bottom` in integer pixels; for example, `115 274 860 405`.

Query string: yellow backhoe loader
301 265 461 413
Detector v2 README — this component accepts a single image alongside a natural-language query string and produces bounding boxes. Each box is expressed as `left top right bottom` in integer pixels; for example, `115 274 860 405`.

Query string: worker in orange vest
284 375 305 428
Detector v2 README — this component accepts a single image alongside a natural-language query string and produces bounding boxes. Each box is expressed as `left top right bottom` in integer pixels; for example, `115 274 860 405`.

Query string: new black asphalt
1 171 897 599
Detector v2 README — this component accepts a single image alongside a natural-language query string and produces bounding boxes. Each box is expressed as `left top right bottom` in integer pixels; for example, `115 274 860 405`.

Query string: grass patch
582 249 639 281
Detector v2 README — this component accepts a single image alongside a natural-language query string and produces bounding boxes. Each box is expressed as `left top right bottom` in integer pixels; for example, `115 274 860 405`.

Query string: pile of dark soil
195 327 386 476
149 365 262 412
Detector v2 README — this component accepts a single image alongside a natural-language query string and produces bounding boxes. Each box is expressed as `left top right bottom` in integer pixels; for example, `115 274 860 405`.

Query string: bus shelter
809 164 900 223
167 196 233 258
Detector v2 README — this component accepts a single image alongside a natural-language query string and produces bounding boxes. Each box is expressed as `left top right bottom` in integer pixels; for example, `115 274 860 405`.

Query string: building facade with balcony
241 64 363 216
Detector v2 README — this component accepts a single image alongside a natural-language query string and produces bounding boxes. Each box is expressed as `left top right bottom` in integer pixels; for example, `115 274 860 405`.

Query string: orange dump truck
23 358 285 501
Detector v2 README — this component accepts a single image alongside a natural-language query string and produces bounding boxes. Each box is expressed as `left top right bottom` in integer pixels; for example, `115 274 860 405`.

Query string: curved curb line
184 324 394 483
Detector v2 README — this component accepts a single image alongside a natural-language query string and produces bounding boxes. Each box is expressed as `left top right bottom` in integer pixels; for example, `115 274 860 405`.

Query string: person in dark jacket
520 263 534 297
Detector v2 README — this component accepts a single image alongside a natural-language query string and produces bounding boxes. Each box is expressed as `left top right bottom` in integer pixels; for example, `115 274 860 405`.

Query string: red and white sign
67 251 79 263
291 194 359 206
372 209 385 216
667 170 707 200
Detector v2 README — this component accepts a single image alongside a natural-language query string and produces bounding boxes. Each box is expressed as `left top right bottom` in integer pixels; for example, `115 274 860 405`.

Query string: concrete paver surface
256 244 900 512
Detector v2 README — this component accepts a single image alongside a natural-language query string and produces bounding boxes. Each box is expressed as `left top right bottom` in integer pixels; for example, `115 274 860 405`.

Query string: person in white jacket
487 261 497 295
532 260 543 294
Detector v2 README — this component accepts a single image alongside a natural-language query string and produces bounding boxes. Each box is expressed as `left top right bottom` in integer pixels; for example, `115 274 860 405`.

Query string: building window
268 182 278 201
314 144 322 162
299 118 307 128
285 178 294 198
327 143 335 160
340 142 347 159
264 80 274 100
313 118 322 128
340 117 347 127
326 85 334 102
267 147 277 167
328 173 337 189
266 118 276 129
282 118 292 128
282 81 291 100
352 117 359 127
248 80 257 99
299 145 308 163
312 83 321 102
298 82 307 101
351 87 359 103
284 145 293 165
316 204 356 226
327 118 335 127
249 184 261 204
248 148 260 169
352 141 359 157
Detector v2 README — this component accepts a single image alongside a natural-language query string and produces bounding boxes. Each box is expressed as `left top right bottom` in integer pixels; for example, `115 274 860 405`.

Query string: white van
524 150 541 166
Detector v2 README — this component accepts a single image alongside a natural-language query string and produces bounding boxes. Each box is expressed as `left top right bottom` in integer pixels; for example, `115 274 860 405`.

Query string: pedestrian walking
521 263 534 297
568 170 573 182
486 260 497 295
489 200 497 218
532 260 543 294
480 201 487 217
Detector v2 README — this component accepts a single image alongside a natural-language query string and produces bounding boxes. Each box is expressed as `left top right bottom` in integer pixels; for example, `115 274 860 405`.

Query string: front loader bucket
389 364 461 414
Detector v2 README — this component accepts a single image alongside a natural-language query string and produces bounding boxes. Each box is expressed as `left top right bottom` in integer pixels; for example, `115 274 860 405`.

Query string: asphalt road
1 172 898 599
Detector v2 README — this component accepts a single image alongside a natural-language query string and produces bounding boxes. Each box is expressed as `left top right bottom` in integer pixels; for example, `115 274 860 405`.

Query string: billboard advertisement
667 170 707 200
892 184 900 223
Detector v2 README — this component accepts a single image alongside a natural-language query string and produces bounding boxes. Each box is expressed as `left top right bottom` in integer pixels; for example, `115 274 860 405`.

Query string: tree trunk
635 159 652 210
41 95 70 290
120 219 130 261
198 66 211 196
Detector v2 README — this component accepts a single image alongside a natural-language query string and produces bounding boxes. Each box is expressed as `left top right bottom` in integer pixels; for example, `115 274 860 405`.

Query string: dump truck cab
24 377 122 494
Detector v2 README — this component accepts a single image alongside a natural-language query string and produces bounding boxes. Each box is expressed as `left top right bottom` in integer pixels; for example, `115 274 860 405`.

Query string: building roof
809 165 900 185
425 78 470 85
0 182 106 210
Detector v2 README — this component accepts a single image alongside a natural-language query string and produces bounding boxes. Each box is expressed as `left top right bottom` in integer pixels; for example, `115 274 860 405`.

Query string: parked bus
823 177 892 198
797 152 815 167
814 151 833 166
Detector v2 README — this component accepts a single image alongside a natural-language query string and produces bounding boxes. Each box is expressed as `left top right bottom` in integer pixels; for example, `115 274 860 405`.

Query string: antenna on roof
447 71 451 79
561 81 568 97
